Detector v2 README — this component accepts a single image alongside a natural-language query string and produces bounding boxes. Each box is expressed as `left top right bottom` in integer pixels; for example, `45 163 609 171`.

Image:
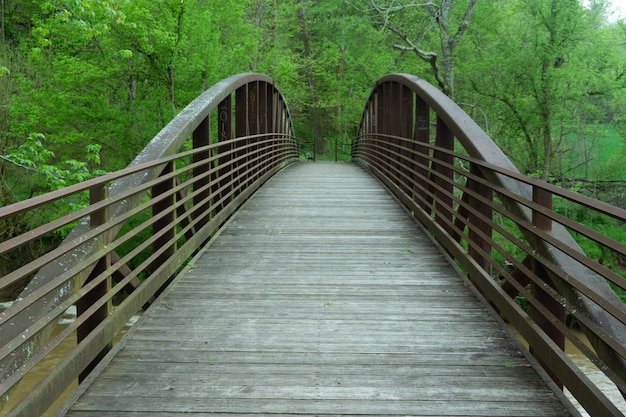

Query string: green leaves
4 133 104 192
461 0 626 182
118 49 133 59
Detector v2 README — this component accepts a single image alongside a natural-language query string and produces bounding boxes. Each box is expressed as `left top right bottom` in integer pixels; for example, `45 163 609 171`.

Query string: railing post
380 82 392 177
530 185 565 388
235 84 249 192
151 162 176 274
414 96 432 213
399 85 413 195
258 82 268 173
371 88 383 173
388 82 401 179
467 163 493 278
193 114 212 228
248 81 259 183
432 116 456 238
216 98 232 213
532 186 552 232
77 184 112 382
262 82 273 171
272 87 282 157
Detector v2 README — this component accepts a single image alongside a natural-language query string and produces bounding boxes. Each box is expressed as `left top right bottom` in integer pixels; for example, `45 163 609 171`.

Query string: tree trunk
1 0 5 43
298 4 323 154
373 0 477 100
436 3 455 98
542 117 552 180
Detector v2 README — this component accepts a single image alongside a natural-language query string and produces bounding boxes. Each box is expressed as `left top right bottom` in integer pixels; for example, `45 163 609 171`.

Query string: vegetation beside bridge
0 1 625 295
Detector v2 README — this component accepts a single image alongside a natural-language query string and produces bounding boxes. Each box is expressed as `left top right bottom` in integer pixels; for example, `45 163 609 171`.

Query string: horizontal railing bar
0 132 290 232
0 135 293 291
362 132 626 223
457 222 626 394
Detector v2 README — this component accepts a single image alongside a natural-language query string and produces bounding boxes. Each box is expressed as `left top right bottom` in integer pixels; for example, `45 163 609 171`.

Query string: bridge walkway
56 162 575 416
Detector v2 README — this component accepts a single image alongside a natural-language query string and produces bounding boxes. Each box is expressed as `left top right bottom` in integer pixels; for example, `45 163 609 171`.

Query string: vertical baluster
248 81 259 184
533 186 552 231
77 184 111 382
259 82 271 172
271 85 279 163
216 98 232 213
380 83 389 169
355 103 369 160
530 185 564 388
400 85 413 195
193 114 212 228
414 96 431 212
467 164 493 279
375 87 384 173
432 117 455 238
235 85 248 196
151 162 176 274
388 82 401 182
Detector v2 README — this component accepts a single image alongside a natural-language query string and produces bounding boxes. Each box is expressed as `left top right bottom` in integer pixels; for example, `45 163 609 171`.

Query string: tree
462 0 626 180
349 0 477 99
246 0 396 157
297 1 323 153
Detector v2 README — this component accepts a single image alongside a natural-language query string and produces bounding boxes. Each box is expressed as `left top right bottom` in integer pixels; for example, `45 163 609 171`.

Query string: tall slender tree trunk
539 63 552 180
373 0 476 100
435 0 455 98
298 4 323 154
1 0 5 43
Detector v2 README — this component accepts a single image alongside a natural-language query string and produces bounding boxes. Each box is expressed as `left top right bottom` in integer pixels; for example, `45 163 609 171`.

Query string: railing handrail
0 73 298 417
0 134 289 256
353 73 626 417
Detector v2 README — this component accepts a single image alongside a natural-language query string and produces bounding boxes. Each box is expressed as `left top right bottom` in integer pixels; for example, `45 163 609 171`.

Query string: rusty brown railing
352 74 626 417
0 73 298 417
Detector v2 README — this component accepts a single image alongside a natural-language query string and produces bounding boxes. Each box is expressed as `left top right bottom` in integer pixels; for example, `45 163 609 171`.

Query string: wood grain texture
59 162 573 417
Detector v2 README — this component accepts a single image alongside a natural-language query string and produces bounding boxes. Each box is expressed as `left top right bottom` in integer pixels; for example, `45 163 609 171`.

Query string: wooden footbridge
2 73 626 416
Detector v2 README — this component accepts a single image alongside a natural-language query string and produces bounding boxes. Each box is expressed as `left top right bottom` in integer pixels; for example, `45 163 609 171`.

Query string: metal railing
352 74 626 417
0 73 298 417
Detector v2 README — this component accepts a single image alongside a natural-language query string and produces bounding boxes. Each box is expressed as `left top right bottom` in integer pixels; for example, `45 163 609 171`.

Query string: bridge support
193 114 212 229
77 184 112 382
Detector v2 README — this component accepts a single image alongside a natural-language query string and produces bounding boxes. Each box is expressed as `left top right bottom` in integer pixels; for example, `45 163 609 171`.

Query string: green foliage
460 0 626 180
1 0 625 271
558 124 626 180
4 133 104 192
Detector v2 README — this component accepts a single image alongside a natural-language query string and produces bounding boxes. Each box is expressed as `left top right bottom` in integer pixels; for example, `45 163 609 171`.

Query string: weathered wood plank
67 397 570 416
58 162 574 417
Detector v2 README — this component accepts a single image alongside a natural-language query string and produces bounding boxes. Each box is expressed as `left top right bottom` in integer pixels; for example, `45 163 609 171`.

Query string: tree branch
368 0 435 30
387 24 437 62
0 155 38 173
450 0 477 50
369 0 435 15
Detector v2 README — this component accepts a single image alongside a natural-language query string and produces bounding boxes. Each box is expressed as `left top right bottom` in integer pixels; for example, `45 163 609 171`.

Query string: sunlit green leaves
4 133 104 192
460 0 626 181
118 49 133 59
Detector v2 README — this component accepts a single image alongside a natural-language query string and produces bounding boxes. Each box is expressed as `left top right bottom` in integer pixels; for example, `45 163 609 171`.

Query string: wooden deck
57 162 575 417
